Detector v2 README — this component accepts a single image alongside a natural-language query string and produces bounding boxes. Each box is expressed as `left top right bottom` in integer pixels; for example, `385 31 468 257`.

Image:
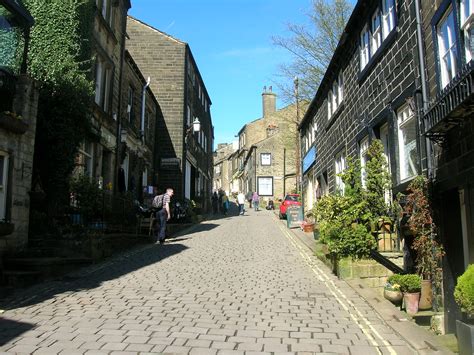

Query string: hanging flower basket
0 112 28 134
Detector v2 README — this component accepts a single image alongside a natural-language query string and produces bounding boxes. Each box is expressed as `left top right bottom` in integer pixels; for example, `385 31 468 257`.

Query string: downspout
140 76 151 143
414 0 432 177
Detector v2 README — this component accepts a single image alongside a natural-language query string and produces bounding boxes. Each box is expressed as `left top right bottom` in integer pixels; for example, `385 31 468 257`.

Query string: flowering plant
385 282 401 291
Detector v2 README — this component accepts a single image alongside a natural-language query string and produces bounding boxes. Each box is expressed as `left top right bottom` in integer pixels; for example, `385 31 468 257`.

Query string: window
382 0 395 39
257 177 273 196
327 90 333 118
78 141 94 178
128 86 134 123
359 137 369 188
337 73 344 105
335 152 346 195
437 8 459 88
261 153 271 166
360 26 370 70
397 104 419 181
94 57 112 112
372 10 382 55
0 152 9 221
380 123 392 204
460 0 474 61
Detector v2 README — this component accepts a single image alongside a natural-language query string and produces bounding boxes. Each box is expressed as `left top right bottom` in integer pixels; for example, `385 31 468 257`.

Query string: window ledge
358 29 398 84
96 9 118 44
325 102 345 132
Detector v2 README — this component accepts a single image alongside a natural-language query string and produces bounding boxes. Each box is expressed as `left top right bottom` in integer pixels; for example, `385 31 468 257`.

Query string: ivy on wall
24 0 94 220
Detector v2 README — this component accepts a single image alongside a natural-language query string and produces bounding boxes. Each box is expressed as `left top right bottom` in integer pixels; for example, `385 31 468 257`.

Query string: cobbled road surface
0 207 415 354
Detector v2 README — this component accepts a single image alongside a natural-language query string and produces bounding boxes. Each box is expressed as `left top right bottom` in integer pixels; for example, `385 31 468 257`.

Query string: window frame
260 153 272 166
359 136 370 188
371 9 382 55
360 25 370 70
382 0 396 40
257 176 274 196
396 103 419 182
334 151 346 195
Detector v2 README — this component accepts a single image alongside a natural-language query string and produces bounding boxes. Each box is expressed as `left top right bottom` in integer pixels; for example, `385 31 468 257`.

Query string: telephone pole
294 77 301 193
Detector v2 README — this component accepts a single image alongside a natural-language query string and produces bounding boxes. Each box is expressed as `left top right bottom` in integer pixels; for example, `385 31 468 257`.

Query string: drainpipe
414 0 432 178
140 76 151 144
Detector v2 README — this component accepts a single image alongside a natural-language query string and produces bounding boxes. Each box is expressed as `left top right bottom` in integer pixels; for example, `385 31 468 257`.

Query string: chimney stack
262 86 276 118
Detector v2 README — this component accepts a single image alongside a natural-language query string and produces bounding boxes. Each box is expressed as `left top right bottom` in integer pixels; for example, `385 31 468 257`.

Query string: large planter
0 112 29 134
302 223 314 233
419 279 433 310
403 292 420 315
384 288 403 305
456 319 474 355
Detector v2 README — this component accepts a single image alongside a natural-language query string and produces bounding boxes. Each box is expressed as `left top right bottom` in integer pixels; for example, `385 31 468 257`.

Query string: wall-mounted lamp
185 117 201 146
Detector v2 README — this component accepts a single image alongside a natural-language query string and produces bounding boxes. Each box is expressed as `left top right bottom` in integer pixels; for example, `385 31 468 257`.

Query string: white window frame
257 177 273 196
94 59 103 105
371 10 382 55
103 67 111 112
0 152 9 221
382 0 395 40
360 26 370 70
337 72 344 105
261 153 271 166
332 81 338 112
437 9 459 89
128 86 134 123
461 0 474 62
335 152 346 195
327 90 333 118
79 141 94 178
359 137 370 188
397 104 418 182
186 105 191 126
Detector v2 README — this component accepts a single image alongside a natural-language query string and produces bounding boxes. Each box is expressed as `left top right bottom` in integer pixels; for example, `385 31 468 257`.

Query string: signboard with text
286 206 303 229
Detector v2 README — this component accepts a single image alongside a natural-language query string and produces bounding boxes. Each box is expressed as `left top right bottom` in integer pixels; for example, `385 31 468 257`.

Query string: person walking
252 191 260 211
211 191 218 214
153 187 174 244
237 191 246 215
221 192 229 216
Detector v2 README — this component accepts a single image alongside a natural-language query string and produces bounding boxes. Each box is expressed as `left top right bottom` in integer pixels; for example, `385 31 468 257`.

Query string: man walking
153 188 174 244
237 191 246 215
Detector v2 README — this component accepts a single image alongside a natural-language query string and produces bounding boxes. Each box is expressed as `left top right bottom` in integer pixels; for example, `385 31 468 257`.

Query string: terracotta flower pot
384 288 403 305
403 292 420 315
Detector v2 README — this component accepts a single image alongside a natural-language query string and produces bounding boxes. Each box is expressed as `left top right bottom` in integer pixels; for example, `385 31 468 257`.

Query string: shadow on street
0 318 35 346
0 242 188 313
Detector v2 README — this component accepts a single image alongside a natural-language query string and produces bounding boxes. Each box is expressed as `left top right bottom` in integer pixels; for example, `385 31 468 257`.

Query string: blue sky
129 0 313 146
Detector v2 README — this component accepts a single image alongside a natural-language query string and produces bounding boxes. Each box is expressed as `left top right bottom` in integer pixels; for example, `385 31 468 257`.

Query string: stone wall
0 76 38 254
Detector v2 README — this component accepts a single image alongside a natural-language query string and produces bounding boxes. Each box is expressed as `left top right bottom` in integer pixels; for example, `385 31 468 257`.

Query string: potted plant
454 264 474 355
400 176 445 310
399 274 422 315
384 274 403 305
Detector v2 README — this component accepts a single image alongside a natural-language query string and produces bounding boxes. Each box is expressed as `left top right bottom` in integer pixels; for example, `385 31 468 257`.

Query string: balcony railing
423 61 474 141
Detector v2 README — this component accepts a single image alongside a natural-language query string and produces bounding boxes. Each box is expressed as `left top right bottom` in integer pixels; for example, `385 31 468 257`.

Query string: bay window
397 104 419 181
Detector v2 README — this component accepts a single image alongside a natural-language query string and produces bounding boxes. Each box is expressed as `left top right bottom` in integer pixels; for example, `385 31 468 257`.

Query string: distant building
233 87 306 202
213 143 236 195
126 17 214 209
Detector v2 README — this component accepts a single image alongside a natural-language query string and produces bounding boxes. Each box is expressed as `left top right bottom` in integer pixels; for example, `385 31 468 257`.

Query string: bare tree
272 0 353 102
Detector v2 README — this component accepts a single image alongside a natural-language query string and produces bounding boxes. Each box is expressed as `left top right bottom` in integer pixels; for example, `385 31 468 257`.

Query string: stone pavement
0 206 449 354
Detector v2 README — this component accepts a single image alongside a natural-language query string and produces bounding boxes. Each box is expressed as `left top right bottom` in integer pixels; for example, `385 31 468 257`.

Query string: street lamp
185 117 200 144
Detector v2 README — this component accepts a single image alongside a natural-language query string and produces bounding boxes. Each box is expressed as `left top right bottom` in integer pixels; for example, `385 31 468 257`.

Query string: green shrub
388 274 404 286
454 264 474 316
398 274 421 293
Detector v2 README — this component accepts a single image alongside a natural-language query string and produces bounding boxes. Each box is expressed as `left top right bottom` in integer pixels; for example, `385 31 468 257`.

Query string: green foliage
454 264 474 316
398 274 422 293
70 175 102 222
24 0 94 217
388 273 404 287
314 193 375 260
365 139 392 219
0 6 25 73
401 176 444 284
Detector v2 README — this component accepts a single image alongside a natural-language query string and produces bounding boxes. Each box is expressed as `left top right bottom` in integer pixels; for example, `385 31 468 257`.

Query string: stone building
73 0 131 193
126 17 214 208
213 143 236 195
118 50 160 201
0 0 37 253
420 0 474 333
236 87 305 202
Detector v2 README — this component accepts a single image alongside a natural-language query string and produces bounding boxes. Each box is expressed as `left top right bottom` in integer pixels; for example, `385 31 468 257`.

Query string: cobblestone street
0 207 416 354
